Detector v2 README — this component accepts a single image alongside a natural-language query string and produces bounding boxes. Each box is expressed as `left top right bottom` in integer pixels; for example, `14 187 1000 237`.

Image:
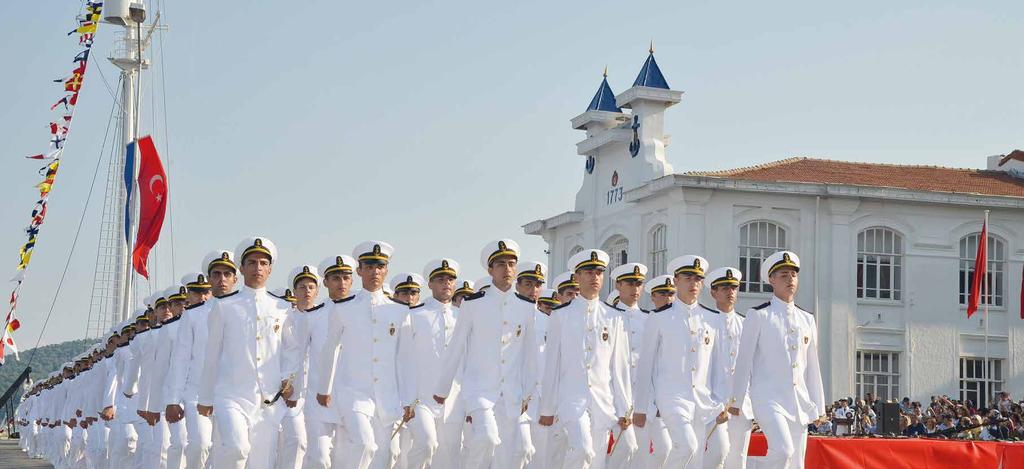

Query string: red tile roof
687 157 1024 198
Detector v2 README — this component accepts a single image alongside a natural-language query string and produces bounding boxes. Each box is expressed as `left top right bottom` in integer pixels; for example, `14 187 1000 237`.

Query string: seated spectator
923 416 939 435
898 415 911 435
905 415 927 437
937 415 956 432
956 416 977 439
997 392 1013 415
900 397 913 414
981 410 1010 441
815 419 833 435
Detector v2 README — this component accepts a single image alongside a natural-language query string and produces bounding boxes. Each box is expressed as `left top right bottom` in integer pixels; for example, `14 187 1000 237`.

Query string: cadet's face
557 287 579 303
710 284 739 311
208 266 237 296
515 277 543 301
323 272 353 300
429 274 456 302
488 257 517 290
674 273 703 302
651 290 674 308
575 268 604 299
169 299 186 316
357 263 387 291
394 289 420 306
768 268 799 300
537 302 553 314
615 280 643 306
156 304 172 322
186 290 211 306
241 253 273 288
452 295 465 307
294 278 318 305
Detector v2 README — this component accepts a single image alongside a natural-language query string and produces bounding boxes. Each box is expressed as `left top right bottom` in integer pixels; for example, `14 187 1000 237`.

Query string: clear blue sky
1 0 1021 347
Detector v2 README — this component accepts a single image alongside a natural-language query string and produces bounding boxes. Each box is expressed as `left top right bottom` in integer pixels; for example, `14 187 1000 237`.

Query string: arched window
959 233 1006 307
738 221 787 293
857 227 903 301
602 236 629 297
648 225 667 276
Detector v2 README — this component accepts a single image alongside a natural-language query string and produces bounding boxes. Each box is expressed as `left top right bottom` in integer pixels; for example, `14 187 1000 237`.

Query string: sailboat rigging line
92 60 118 102
29 90 122 364
156 7 177 278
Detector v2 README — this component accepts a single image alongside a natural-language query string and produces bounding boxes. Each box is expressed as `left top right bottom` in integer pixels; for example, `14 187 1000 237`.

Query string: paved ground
0 437 51 468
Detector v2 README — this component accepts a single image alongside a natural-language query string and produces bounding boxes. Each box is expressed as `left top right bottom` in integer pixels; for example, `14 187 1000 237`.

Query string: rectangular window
959 357 1003 408
856 351 900 402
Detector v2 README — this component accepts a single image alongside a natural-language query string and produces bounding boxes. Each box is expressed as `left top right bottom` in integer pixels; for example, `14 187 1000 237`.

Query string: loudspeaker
878 402 901 435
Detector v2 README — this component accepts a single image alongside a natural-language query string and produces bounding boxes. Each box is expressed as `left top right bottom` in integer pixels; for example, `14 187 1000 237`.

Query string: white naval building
523 49 1024 407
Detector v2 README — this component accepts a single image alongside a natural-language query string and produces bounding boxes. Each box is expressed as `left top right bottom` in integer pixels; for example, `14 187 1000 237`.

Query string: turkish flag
966 221 987 319
132 136 167 279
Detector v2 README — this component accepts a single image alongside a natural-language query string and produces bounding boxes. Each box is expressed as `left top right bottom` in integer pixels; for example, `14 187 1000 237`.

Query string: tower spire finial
603 65 608 78
649 40 655 54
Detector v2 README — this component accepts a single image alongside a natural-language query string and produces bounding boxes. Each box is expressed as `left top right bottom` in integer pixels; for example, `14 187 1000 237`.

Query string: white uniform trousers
131 421 153 469
277 409 307 469
332 409 400 469
142 418 170 469
662 414 701 469
755 411 806 469
562 410 633 469
69 425 87 468
704 417 752 469
165 418 186 469
212 404 282 469
108 422 137 468
184 402 214 469
85 423 109 469
302 420 337 469
464 407 533 469
606 424 639 469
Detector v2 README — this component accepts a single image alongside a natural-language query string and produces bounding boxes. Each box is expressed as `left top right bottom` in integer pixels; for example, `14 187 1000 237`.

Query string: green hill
0 338 94 419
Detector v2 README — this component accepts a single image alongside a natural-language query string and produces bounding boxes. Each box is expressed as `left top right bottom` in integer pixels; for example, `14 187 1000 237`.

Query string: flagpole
983 209 990 408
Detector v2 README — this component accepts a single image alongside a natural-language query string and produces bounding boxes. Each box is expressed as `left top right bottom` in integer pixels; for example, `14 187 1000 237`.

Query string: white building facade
524 50 1024 407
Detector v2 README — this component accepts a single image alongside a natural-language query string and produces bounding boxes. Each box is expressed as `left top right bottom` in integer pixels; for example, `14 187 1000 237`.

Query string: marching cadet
452 278 476 307
315 241 416 469
645 275 675 310
633 255 722 469
391 273 425 306
434 239 539 469
539 249 634 469
124 299 160 469
278 264 321 469
514 260 547 469
143 284 190 469
404 258 465 469
105 319 140 468
605 263 650 469
728 251 825 469
702 267 752 469
295 254 356 468
552 272 581 304
164 250 237 469
198 236 295 469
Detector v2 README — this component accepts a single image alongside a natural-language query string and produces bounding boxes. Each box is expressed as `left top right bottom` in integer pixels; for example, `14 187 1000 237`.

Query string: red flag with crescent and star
132 135 168 279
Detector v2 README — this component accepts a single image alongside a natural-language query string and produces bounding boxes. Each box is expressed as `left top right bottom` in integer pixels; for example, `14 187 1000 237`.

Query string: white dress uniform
434 239 539 469
315 240 417 469
86 346 113 469
604 263 650 469
540 249 634 469
199 236 294 469
290 253 356 469
634 256 723 469
315 289 416 469
165 253 233 469
528 289 564 469
729 251 825 469
402 258 465 469
702 267 754 469
108 329 139 468
123 308 158 469
276 264 321 469
144 285 191 469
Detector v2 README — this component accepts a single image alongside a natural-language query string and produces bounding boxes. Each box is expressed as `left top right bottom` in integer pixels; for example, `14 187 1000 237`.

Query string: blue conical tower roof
632 47 670 89
586 70 621 113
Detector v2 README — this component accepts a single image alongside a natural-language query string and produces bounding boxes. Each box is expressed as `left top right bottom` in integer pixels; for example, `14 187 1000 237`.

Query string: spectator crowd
809 391 1023 441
